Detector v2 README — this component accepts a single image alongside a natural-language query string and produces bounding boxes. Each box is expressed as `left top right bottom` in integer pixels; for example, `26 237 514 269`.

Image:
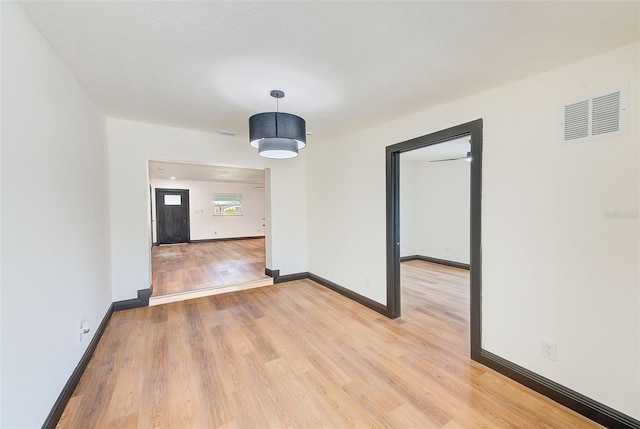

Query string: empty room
2 1 639 428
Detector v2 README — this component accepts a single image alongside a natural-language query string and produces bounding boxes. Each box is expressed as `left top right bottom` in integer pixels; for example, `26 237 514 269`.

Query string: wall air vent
560 85 628 144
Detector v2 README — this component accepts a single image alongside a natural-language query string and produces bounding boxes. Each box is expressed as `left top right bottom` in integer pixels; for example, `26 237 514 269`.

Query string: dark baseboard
42 303 114 429
266 269 387 316
189 236 265 244
264 268 309 284
113 285 153 311
275 272 309 284
477 349 640 429
401 254 470 270
308 273 388 317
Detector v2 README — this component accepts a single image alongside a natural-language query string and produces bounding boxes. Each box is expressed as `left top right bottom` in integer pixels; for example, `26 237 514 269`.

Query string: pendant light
249 90 306 159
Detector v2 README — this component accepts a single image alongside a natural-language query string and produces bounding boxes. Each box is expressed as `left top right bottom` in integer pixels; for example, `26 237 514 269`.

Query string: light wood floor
152 238 269 296
57 261 601 428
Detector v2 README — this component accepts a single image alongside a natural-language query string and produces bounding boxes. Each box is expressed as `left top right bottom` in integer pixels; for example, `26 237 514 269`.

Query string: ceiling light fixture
429 151 473 163
249 90 306 159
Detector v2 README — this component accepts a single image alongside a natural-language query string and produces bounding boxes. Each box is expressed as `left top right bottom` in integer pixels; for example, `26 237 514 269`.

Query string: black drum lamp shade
249 91 306 159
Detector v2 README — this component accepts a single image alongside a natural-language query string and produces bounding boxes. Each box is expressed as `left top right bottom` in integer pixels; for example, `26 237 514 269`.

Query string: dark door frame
385 118 483 359
155 188 191 245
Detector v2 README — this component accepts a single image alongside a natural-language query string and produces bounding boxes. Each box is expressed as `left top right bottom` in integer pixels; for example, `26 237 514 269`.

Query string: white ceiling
149 161 264 184
21 1 639 143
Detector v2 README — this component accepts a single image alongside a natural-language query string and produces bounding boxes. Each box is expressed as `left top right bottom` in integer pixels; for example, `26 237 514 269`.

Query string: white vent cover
560 85 628 144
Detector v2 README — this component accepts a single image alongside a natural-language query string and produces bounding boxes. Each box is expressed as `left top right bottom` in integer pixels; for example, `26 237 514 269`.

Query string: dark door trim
155 188 190 244
150 184 154 247
385 118 483 359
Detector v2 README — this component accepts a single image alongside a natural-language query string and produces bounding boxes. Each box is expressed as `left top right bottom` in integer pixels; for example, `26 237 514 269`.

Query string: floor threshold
149 278 274 306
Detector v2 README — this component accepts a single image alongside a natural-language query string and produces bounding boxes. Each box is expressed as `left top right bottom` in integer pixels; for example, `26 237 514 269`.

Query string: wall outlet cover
541 340 557 361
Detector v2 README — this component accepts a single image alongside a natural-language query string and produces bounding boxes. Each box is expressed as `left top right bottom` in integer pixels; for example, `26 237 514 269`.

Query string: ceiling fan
430 151 473 163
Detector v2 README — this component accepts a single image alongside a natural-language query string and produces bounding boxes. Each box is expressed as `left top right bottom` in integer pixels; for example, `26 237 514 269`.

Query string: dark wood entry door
156 188 190 244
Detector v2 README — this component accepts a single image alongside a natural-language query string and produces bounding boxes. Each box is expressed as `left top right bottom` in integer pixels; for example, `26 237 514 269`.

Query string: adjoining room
148 161 271 299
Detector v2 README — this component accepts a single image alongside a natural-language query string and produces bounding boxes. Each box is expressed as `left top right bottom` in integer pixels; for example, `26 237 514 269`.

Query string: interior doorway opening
386 119 482 359
147 160 272 299
398 135 472 357
399 137 471 268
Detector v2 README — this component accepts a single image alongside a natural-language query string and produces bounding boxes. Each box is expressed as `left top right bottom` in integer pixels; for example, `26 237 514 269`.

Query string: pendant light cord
275 95 279 136
270 89 284 138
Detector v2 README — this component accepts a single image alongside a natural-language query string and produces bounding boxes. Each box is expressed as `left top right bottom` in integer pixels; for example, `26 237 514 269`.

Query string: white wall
1 3 112 427
107 118 307 302
400 159 470 264
308 43 639 418
150 178 265 241
400 160 418 257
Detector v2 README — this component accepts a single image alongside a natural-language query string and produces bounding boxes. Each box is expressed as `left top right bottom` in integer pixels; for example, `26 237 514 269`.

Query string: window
213 194 242 215
163 194 182 206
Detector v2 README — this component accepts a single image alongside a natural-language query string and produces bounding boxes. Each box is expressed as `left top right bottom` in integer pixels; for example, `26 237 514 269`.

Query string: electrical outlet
541 340 557 361
79 320 91 343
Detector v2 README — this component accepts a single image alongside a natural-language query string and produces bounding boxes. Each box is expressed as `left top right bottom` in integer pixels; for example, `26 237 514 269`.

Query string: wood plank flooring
152 238 269 296
57 261 601 428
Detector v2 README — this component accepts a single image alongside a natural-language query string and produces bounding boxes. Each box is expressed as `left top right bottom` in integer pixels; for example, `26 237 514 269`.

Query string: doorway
148 161 271 299
156 188 190 244
386 119 482 359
